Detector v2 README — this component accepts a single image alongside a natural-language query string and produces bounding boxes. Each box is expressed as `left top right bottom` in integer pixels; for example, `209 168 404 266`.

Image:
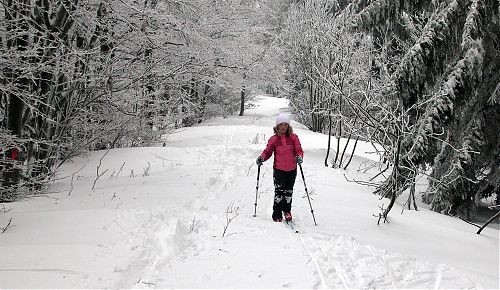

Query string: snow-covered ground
0 96 498 288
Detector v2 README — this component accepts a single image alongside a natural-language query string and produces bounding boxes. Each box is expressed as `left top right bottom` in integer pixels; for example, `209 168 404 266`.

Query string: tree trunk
408 172 418 210
30 1 78 183
379 139 402 224
476 211 500 234
2 0 30 189
333 94 343 167
338 133 352 168
333 119 341 167
325 113 332 167
239 85 245 116
239 73 246 116
343 136 359 170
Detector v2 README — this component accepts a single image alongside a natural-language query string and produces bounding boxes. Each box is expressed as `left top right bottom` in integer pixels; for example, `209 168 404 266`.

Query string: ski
284 220 299 233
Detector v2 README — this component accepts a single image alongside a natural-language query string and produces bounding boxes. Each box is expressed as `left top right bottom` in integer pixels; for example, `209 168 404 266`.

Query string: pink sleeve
261 136 276 161
293 134 304 158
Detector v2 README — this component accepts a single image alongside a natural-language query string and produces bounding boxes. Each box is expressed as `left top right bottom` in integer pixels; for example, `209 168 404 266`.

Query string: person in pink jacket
256 113 304 222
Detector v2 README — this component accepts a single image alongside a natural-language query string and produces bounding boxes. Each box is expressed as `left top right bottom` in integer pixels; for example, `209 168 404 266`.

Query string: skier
256 113 304 222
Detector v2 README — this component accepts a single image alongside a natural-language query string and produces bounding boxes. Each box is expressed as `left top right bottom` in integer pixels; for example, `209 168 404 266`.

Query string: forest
1 0 499 221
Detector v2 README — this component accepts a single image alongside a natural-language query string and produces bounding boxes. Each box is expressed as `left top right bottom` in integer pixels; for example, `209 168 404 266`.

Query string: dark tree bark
338 133 351 168
325 113 332 167
476 210 500 234
239 72 247 116
378 138 402 224
239 86 245 116
2 0 30 189
343 136 359 170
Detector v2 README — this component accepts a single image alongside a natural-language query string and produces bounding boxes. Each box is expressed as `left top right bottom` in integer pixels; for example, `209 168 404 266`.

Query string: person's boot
283 211 292 222
272 211 283 222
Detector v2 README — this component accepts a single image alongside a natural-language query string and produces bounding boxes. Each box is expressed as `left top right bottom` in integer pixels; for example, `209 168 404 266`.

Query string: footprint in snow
282 282 292 288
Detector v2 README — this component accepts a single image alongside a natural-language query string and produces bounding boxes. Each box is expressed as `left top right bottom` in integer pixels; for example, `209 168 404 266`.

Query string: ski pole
299 164 317 226
253 164 261 217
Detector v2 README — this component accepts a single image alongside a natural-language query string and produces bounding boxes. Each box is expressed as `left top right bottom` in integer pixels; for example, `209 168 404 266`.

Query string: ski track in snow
112 127 258 288
105 119 480 289
0 97 495 288
280 211 478 289
294 230 477 289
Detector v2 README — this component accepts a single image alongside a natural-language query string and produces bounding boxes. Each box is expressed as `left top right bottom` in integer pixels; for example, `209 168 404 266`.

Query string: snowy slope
0 95 498 288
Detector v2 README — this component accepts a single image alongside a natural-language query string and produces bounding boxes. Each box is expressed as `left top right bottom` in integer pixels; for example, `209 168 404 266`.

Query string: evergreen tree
352 0 500 218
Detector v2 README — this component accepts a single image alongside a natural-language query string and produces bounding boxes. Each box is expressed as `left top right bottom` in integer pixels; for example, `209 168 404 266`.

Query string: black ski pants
273 168 297 213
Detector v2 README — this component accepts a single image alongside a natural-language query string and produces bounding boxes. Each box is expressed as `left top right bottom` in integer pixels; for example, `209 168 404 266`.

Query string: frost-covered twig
57 117 134 169
1 218 14 234
373 204 389 225
69 164 87 196
372 163 391 180
0 206 12 213
249 133 260 144
116 162 126 178
222 201 240 238
343 174 380 187
190 217 197 233
142 162 151 177
245 163 254 177
92 148 112 190
377 139 402 224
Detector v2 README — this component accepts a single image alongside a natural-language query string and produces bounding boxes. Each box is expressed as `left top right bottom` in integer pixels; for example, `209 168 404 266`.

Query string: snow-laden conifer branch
400 12 421 42
404 40 485 164
461 0 486 50
352 0 391 29
426 117 484 214
394 0 466 107
489 82 500 104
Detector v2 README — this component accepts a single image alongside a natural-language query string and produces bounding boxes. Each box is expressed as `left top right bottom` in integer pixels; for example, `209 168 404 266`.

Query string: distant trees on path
0 0 284 201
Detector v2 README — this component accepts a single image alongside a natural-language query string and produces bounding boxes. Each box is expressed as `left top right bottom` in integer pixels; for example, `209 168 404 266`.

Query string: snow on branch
352 0 391 29
394 0 466 106
489 82 500 104
426 117 483 213
461 0 486 50
404 40 484 163
437 39 484 109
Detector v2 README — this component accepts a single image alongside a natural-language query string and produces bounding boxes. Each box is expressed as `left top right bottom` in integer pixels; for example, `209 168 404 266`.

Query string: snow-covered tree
352 0 500 218
0 0 281 200
280 0 389 168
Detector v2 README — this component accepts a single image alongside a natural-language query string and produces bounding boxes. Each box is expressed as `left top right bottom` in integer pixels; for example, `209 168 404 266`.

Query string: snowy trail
114 124 317 288
0 95 497 288
107 97 482 289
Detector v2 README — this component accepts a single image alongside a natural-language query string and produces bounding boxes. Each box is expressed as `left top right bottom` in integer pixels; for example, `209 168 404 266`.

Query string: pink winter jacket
260 133 304 172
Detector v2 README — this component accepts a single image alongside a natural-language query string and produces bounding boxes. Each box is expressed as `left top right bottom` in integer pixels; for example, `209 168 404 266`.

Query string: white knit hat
276 113 290 125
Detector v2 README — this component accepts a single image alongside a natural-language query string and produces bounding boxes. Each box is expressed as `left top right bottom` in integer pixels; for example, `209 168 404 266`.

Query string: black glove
256 156 264 166
296 156 303 165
